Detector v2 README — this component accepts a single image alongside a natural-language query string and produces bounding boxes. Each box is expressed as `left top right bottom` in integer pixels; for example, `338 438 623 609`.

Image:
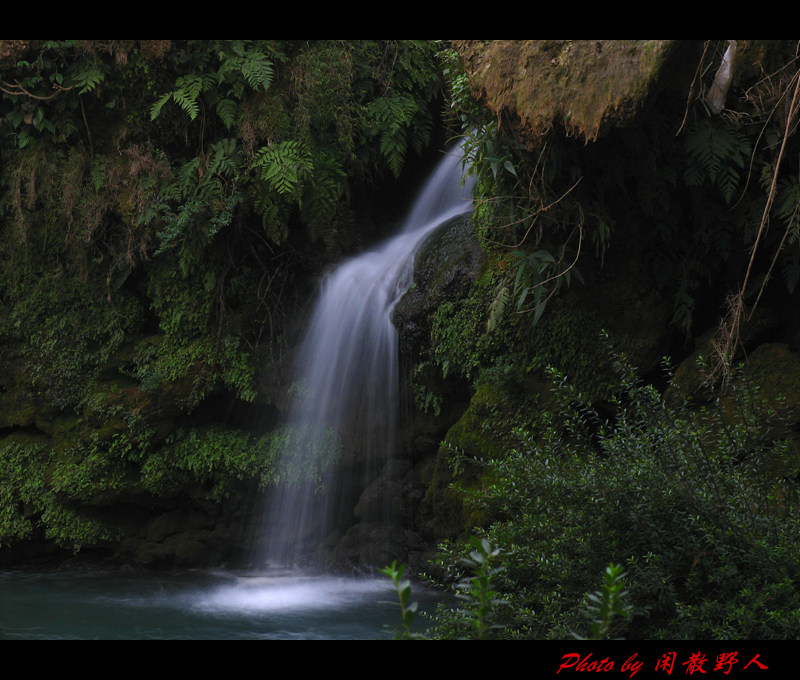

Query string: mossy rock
453 40 680 146
730 343 800 422
667 306 782 406
500 256 673 403
394 214 485 361
416 248 674 545
439 369 549 461
418 366 553 543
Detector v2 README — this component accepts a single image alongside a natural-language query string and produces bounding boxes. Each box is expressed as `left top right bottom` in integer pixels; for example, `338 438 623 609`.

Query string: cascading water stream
263 140 474 570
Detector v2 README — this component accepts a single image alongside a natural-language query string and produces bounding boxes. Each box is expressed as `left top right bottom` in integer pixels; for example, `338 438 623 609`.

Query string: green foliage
0 414 305 551
425 341 800 639
0 266 143 409
149 40 278 124
684 117 750 205
414 536 507 640
427 265 530 386
386 535 507 640
366 93 421 178
439 43 486 132
0 439 50 546
425 262 620 407
2 40 442 255
511 247 584 326
0 41 96 147
140 426 278 501
454 124 602 333
454 536 507 639
0 434 129 552
575 563 632 640
254 140 314 198
378 560 419 639
129 251 259 408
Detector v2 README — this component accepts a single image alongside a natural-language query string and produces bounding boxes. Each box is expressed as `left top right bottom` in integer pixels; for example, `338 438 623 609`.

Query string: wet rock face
392 213 486 462
452 40 680 147
393 214 485 361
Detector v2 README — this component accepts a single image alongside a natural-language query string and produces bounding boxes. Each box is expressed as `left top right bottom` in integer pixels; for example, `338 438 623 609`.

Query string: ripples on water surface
0 570 443 640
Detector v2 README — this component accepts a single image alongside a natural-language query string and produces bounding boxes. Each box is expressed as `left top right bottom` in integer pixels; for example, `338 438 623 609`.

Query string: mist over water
0 569 445 640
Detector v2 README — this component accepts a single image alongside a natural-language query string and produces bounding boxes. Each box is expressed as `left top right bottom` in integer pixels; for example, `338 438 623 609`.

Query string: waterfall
263 140 474 570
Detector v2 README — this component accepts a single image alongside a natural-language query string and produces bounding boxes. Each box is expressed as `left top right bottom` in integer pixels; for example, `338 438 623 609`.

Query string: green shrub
425 340 800 639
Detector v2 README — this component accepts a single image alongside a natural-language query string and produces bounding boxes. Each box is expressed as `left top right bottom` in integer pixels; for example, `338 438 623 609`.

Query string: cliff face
399 42 800 640
399 40 800 554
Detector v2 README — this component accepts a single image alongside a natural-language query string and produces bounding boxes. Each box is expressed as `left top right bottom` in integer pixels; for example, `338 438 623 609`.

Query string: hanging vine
711 58 800 387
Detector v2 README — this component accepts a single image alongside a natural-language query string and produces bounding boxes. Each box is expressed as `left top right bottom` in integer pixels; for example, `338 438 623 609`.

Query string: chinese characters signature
557 651 768 678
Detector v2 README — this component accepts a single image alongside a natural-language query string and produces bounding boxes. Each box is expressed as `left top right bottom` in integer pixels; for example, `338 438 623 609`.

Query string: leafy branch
378 560 419 639
511 223 584 326
574 563 631 640
455 536 507 640
0 78 73 99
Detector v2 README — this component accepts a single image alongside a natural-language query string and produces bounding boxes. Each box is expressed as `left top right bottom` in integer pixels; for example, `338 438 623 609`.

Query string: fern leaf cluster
367 93 421 178
486 284 509 334
684 118 750 204
254 140 314 199
150 40 276 124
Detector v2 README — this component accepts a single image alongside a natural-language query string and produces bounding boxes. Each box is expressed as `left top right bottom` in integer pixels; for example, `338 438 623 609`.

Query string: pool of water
0 569 444 640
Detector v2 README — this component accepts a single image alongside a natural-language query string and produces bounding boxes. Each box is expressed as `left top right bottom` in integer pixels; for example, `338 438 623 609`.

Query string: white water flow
264 141 474 569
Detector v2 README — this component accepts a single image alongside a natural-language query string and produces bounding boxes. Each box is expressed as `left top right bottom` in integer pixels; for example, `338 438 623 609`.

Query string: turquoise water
0 569 443 640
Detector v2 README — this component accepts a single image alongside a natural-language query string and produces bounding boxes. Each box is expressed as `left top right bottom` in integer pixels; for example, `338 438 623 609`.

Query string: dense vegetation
398 40 800 640
0 40 444 555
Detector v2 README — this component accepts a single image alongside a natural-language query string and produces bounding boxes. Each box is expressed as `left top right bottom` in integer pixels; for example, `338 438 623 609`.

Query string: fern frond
685 119 750 204
151 73 217 122
301 151 346 229
150 92 172 121
171 74 205 120
215 99 238 129
380 133 409 179
717 165 742 205
70 61 105 94
486 285 509 334
172 90 200 120
207 138 239 178
240 52 274 92
254 140 314 197
367 93 419 177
